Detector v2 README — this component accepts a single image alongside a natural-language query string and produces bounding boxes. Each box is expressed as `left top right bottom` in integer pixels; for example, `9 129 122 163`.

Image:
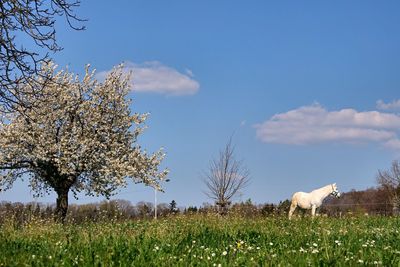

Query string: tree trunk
392 196 399 216
216 200 229 215
55 189 69 222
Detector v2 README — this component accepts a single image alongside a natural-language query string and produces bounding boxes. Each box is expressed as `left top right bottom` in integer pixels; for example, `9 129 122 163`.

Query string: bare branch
377 160 400 213
0 0 85 111
202 138 250 213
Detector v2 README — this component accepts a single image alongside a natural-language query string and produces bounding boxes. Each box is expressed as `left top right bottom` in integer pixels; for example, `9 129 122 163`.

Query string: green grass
1 214 400 266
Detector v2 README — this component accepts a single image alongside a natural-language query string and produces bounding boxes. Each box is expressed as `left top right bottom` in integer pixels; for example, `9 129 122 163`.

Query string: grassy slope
0 215 400 266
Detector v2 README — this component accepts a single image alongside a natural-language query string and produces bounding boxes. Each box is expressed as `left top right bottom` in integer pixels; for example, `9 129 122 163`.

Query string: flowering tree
0 64 168 221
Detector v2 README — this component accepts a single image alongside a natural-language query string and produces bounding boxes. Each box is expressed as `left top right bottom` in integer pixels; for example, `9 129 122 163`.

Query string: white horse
288 183 341 220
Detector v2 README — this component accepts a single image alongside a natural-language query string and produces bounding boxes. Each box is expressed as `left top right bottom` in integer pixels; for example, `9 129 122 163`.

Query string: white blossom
0 63 168 214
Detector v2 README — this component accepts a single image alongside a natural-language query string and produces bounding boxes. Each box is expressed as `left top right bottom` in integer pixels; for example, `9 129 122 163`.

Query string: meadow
0 214 400 266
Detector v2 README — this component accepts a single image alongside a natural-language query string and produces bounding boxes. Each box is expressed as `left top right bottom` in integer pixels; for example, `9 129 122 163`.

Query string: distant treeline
321 187 392 216
0 187 393 225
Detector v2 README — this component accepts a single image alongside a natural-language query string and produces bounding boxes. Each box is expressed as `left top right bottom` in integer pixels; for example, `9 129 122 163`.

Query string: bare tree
0 0 85 111
377 160 400 215
203 139 250 214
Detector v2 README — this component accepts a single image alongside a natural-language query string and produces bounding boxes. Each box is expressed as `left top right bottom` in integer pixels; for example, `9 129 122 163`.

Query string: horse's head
331 183 341 198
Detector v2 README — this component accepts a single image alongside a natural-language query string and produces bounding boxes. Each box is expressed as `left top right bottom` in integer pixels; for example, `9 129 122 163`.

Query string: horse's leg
288 201 297 220
311 205 316 218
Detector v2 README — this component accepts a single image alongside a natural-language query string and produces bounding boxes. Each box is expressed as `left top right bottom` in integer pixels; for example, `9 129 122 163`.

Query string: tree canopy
0 63 168 220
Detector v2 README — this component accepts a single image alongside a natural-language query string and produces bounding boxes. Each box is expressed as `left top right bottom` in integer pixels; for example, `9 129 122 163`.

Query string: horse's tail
288 193 298 220
290 193 298 207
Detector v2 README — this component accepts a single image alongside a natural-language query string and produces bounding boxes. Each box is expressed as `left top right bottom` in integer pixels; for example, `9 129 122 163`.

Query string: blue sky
2 1 400 207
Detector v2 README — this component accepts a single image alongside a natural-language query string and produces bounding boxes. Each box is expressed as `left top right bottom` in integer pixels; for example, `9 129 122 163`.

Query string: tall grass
0 214 399 266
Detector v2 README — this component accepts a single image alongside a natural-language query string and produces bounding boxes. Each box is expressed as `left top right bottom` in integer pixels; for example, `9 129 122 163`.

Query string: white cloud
254 103 400 149
376 99 400 111
96 61 200 96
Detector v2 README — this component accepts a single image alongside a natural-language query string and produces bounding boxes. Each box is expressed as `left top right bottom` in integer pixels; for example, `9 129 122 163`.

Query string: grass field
1 214 400 266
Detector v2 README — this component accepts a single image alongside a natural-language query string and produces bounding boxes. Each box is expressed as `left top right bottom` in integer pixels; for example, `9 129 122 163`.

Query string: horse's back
291 191 307 200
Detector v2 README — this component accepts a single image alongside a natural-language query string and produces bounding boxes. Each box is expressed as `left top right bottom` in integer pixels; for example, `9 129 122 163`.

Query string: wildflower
358 259 364 263
311 249 319 254
269 242 273 246
211 253 216 257
312 243 318 247
256 247 260 250
192 240 196 244
222 251 228 256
